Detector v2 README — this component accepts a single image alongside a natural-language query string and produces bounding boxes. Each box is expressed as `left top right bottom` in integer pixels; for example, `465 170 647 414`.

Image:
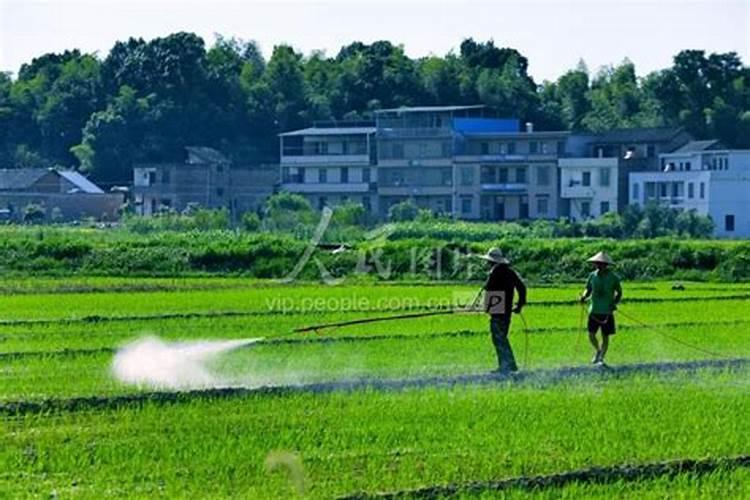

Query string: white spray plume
112 336 263 390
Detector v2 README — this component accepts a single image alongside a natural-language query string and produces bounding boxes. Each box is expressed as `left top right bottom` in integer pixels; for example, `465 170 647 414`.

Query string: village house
629 141 750 238
132 147 277 218
0 168 123 222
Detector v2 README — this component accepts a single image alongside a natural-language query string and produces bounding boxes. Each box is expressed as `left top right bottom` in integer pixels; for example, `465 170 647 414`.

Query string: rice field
1 277 749 498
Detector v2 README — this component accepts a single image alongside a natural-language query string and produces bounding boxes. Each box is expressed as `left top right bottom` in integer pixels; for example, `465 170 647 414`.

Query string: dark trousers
490 315 518 371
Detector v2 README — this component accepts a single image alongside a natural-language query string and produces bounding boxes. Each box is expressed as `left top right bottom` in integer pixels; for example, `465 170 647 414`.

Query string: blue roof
453 118 520 134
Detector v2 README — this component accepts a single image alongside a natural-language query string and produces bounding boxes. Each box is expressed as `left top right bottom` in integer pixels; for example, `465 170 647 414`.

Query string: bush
388 201 419 222
241 212 261 232
23 203 46 223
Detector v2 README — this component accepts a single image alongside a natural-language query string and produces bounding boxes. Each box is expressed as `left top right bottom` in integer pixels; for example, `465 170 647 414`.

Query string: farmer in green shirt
579 251 622 365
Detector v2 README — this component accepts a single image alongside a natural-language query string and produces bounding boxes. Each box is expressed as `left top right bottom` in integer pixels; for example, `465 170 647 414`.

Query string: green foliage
121 208 230 233
1 36 748 182
241 211 261 231
388 200 419 222
330 201 368 227
263 192 316 232
22 203 46 223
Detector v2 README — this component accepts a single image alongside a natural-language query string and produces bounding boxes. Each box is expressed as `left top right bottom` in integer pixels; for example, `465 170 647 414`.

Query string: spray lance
294 286 487 333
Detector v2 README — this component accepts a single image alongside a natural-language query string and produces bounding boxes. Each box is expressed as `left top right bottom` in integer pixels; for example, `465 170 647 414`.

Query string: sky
1 0 748 82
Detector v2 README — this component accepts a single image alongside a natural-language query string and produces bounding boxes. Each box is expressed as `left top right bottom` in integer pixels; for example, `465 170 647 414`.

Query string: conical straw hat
478 248 510 264
587 251 614 265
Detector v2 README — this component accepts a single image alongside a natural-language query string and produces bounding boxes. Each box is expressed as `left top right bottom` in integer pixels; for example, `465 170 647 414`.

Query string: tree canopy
1 34 748 185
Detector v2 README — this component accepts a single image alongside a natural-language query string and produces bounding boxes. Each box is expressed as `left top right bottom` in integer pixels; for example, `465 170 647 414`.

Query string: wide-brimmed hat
478 248 510 265
587 251 614 265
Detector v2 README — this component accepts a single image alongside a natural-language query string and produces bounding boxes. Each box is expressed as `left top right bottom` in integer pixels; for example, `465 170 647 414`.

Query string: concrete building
558 127 692 220
278 123 376 211
0 168 123 221
559 157 620 220
279 107 572 221
133 147 276 217
629 141 750 238
454 123 569 220
374 106 487 218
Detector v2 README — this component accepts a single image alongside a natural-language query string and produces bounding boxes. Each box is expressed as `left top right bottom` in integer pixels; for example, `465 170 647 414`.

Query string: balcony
377 127 453 139
281 182 372 194
480 183 527 194
561 186 596 198
280 153 370 165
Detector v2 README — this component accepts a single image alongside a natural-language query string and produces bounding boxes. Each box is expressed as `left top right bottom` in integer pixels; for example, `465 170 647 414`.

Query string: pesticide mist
112 336 263 390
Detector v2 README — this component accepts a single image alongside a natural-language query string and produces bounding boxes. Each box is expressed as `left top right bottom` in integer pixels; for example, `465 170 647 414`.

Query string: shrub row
0 227 747 282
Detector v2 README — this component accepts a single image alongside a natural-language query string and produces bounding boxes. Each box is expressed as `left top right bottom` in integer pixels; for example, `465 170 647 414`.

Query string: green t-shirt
586 270 622 315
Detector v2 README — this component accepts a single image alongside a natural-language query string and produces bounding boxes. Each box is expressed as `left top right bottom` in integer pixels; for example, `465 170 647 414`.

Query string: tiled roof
374 105 485 113
0 169 49 191
59 171 104 193
594 127 686 144
673 140 724 153
279 127 377 137
185 146 230 164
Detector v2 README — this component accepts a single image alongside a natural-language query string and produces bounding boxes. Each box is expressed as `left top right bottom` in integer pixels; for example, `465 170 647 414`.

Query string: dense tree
0 34 746 182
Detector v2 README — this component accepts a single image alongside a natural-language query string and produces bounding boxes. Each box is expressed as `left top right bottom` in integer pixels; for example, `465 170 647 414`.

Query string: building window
580 201 591 218
536 196 549 215
660 183 668 198
216 188 224 197
340 167 349 183
461 196 473 215
647 145 655 158
520 196 529 218
632 183 640 203
318 196 327 210
392 143 404 159
481 166 495 184
419 143 429 158
442 141 452 157
217 165 224 173
688 182 694 199
362 168 370 183
499 168 509 183
529 141 538 154
362 196 371 212
600 168 610 187
725 215 735 232
319 168 327 183
600 201 610 214
700 182 705 199
460 166 474 185
507 142 516 154
516 167 527 183
481 142 489 155
645 182 656 200
582 171 591 187
441 168 453 186
685 161 691 171
557 141 566 155
148 171 156 185
536 166 550 186
162 170 170 184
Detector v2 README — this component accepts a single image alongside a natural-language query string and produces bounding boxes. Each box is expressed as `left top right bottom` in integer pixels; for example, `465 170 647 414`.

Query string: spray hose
518 311 531 369
617 307 727 359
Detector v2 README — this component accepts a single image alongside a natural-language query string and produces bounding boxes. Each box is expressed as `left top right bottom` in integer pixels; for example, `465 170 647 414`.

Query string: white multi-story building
558 157 619 220
278 124 377 212
629 141 750 238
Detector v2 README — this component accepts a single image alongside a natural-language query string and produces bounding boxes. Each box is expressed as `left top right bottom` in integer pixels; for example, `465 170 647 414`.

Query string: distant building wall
0 193 124 221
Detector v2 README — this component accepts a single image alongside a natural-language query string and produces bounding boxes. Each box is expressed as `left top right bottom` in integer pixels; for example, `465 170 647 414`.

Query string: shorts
588 313 616 335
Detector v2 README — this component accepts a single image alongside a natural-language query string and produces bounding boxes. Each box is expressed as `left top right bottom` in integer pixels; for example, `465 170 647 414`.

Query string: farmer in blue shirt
580 251 622 365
